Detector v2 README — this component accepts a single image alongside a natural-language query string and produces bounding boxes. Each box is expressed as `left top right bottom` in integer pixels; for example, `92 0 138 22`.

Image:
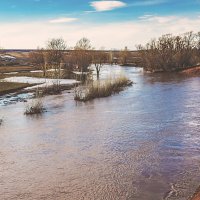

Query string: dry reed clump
39 82 62 96
24 98 45 115
74 75 132 102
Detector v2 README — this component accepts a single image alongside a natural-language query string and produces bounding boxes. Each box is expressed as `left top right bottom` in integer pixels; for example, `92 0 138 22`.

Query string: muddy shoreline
190 187 200 200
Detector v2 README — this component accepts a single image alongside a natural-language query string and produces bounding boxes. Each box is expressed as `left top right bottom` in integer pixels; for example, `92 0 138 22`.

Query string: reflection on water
0 66 200 200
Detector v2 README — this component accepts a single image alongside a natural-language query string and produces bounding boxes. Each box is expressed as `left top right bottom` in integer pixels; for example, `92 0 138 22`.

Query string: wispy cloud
139 14 177 23
131 0 167 6
138 14 155 19
90 1 126 12
49 17 78 24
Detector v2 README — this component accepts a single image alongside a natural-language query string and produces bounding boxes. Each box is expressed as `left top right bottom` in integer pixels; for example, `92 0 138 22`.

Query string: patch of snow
0 55 16 60
47 69 64 72
30 69 64 73
30 70 43 73
2 76 79 90
73 71 89 75
4 72 19 75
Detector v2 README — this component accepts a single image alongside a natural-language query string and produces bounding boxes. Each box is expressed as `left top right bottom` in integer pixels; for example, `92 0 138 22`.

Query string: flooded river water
0 66 200 200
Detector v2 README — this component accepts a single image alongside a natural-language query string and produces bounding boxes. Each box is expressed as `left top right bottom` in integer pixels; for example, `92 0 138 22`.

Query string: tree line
137 32 200 72
29 38 137 80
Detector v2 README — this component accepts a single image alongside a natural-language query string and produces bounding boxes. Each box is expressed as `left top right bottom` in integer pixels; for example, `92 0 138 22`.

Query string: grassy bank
75 75 132 102
0 82 33 95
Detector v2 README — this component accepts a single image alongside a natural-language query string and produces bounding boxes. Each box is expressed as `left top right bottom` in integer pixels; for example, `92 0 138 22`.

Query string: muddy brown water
0 66 200 200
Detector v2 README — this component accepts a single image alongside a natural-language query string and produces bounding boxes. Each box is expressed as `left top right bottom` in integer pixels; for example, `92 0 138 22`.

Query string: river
0 66 200 200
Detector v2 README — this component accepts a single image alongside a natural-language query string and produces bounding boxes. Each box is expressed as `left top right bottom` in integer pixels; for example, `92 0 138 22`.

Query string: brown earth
181 66 200 76
190 187 200 200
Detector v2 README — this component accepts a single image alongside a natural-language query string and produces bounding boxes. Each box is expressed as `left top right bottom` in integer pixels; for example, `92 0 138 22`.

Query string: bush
0 118 3 126
74 75 132 101
37 83 62 96
24 99 45 115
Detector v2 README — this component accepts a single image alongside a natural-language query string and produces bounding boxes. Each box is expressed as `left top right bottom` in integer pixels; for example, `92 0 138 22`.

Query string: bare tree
119 46 131 66
46 38 67 79
92 50 108 80
29 48 46 76
71 38 93 81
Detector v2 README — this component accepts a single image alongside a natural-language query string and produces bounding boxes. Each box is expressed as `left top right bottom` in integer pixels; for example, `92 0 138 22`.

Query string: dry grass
0 82 33 95
0 69 73 80
74 75 132 101
36 83 62 96
24 98 45 115
0 71 56 79
0 66 35 73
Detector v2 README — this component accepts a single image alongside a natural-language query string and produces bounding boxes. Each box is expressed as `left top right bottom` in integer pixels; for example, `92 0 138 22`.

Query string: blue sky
0 0 200 49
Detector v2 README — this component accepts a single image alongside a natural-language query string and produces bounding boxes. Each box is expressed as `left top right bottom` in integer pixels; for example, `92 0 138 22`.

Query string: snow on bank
30 69 64 73
2 76 79 90
4 72 19 75
73 71 89 75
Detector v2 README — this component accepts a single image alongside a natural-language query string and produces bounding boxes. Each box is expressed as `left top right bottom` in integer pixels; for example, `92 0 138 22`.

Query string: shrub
0 118 3 126
37 83 62 96
74 74 132 101
24 99 45 115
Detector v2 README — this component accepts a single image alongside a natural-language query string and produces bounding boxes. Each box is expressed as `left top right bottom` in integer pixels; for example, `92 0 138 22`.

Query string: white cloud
49 17 78 24
90 1 126 11
1 16 200 49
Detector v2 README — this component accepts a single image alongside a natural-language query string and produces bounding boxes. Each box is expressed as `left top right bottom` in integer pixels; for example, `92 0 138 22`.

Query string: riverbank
181 66 200 76
190 187 200 200
142 65 200 75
